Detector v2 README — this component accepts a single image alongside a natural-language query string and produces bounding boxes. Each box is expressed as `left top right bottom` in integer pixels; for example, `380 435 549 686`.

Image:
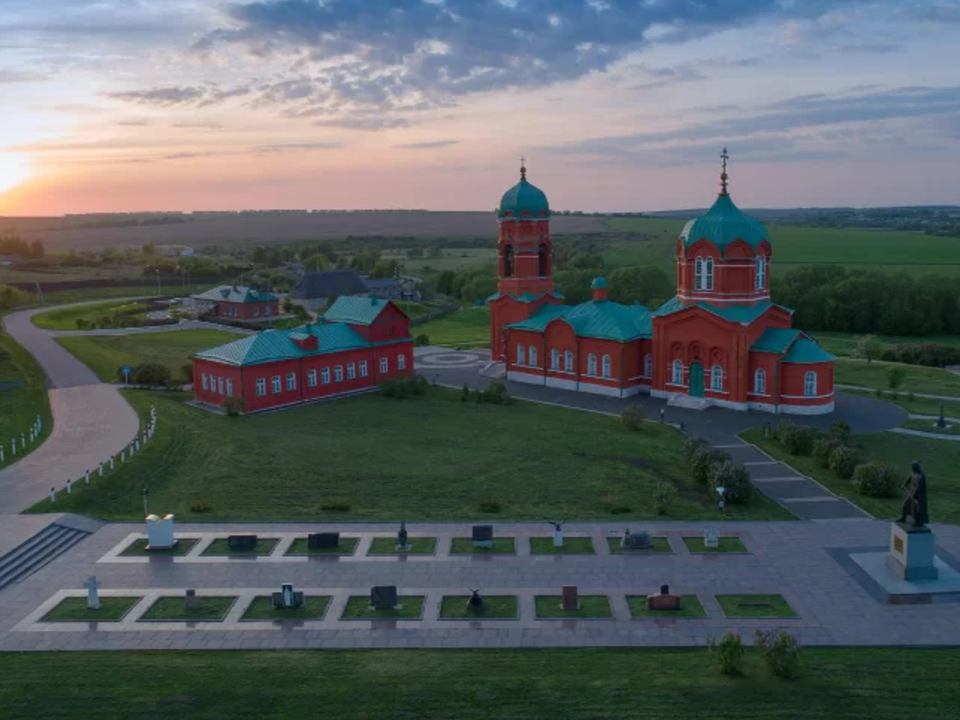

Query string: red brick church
489 154 835 414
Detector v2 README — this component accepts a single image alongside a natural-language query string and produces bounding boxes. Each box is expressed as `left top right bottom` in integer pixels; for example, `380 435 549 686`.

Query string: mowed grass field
833 358 960 396
32 299 152 330
415 306 491 346
28 387 791 521
4 648 960 720
812 332 960 357
0 317 52 463
56 329 240 382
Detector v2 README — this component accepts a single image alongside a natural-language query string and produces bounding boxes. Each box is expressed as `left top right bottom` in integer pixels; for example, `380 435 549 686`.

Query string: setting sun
0 153 31 195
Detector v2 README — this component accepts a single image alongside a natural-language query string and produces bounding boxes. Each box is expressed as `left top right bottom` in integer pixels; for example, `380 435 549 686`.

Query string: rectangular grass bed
716 594 798 618
681 537 748 554
41 596 142 623
450 537 516 555
240 596 331 622
606 537 672 554
119 538 199 557
139 596 237 622
367 537 438 556
440 595 518 620
340 595 425 620
535 595 612 619
285 537 360 556
530 537 595 555
627 594 706 619
201 538 280 557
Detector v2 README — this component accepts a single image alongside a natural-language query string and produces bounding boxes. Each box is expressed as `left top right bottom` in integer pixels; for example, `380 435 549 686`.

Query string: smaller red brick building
191 296 413 413
192 285 280 320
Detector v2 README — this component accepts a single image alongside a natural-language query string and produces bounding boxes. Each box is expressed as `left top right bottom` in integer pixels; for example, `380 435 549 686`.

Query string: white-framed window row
670 359 684 386
710 364 724 392
380 357 389 374
804 370 817 397
255 378 266 397
694 257 714 291
307 369 318 388
601 354 612 379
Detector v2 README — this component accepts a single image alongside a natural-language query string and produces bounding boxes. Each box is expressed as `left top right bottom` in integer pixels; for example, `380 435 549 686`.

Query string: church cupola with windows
676 148 771 306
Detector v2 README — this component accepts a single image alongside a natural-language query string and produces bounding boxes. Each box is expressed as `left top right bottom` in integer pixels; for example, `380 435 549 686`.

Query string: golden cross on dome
720 147 730 195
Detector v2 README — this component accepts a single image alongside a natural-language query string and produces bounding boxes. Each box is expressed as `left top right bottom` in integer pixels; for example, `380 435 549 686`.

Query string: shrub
755 630 801 679
222 396 244 417
813 437 841 469
190 499 213 513
708 460 754 506
129 363 172 387
320 498 351 512
683 437 710 464
414 333 431 347
853 334 882 363
689 445 730 485
608 504 631 515
828 445 859 480
778 422 816 456
829 420 851 444
180 364 194 384
887 367 906 391
620 405 646 431
461 382 470 402
381 375 429 399
478 499 501 513
708 631 745 676
852 461 898 498
652 481 677 516
480 381 512 405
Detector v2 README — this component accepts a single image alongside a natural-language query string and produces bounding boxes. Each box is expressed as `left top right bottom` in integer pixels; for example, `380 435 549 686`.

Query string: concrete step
667 394 710 410
0 523 90 591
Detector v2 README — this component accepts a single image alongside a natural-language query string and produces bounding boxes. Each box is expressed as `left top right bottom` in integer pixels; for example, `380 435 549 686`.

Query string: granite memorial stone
371 586 398 610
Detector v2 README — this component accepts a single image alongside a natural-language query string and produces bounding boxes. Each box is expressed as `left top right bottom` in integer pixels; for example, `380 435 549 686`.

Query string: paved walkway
2 519 960 651
838 383 960 403
415 347 903 520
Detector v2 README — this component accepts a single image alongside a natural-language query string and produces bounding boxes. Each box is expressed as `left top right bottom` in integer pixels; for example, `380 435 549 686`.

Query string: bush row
683 438 754 506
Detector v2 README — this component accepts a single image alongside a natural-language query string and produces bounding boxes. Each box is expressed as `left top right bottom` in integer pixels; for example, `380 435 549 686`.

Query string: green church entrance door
689 362 704 397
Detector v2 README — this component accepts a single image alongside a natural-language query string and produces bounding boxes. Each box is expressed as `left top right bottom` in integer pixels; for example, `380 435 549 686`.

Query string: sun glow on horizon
0 153 32 196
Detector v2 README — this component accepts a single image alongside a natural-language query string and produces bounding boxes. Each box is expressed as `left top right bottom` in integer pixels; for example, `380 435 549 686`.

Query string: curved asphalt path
0 303 140 515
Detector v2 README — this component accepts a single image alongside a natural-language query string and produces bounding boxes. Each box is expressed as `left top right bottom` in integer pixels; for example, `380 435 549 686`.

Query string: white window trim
347 363 356 380
804 370 817 397
335 366 344 382
710 364 723 391
517 344 525 366
380 357 389 374
271 376 281 394
550 349 560 370
255 378 266 397
398 354 406 371
286 372 296 391
359 361 368 377
321 368 331 385
307 369 317 387
644 354 653 378
756 257 767 290
201 373 208 391
671 359 684 385
564 350 573 372
587 353 598 377
754 368 766 395
602 354 612 379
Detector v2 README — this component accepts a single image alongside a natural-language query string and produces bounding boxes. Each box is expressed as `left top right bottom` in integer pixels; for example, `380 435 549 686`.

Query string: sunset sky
2 0 959 215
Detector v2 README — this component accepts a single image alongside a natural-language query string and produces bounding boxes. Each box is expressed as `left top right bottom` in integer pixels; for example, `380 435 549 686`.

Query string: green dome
680 193 768 255
591 275 609 289
499 176 550 220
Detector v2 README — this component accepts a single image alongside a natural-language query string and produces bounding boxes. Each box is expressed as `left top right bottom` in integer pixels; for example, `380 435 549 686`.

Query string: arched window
644 353 653 378
602 354 612 378
711 364 723 391
705 257 714 290
756 257 766 290
671 359 684 385
516 343 525 366
564 350 573 372
588 353 597 376
503 245 514 277
754 368 766 395
538 243 549 277
529 346 538 367
804 371 817 396
694 257 703 290
550 348 560 370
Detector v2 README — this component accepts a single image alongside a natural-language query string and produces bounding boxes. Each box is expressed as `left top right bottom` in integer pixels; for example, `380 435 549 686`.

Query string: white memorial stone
84 469 90 485
98 462 104 477
20 432 25 449
704 527 720 549
110 456 115 470
66 478 72 494
146 513 176 549
84 576 100 610
11 439 16 456
49 487 56 502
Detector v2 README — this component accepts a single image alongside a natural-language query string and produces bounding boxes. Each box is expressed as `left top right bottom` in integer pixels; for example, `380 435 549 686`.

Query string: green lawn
41 596 142 623
834 358 960 396
606 536 673 554
682 537 748 554
285 537 359 556
450 537 516 554
535 595 612 619
440 595 518 619
5 649 960 719
812 332 960 358
529 537 595 554
842 388 960 417
55 328 241 382
119 538 199 557
414 306 490 346
26 387 791 522
341 595 424 620
201 538 279 557
627 594 707 619
140 596 236 622
902 419 960 436
240 596 330 621
368 537 437 555
0 316 52 465
742 428 960 523
716 594 797 619
32 300 151 330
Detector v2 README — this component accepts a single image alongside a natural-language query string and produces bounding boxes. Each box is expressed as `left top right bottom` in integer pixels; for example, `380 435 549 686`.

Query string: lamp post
716 485 726 514
155 268 161 297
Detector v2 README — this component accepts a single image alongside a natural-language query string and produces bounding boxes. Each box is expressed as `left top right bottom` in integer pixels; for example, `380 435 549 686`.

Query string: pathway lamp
716 485 726 514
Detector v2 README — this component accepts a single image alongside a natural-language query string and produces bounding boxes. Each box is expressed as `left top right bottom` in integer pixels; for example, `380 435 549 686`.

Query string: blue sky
1 0 959 213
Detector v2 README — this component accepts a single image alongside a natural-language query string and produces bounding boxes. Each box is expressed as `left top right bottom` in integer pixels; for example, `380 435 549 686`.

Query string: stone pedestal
145 513 176 550
886 522 938 581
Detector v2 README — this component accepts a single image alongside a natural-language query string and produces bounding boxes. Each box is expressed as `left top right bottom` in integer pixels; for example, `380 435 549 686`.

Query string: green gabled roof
653 297 793 325
323 295 400 326
499 175 550 219
506 300 652 342
193 323 370 366
751 328 803 353
680 193 768 255
192 285 278 304
783 338 835 364
486 291 565 303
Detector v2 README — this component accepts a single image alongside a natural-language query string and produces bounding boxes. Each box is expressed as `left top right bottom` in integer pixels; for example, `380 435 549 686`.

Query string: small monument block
472 525 494 549
145 513 176 550
887 522 938 581
227 534 258 551
370 585 398 610
561 585 579 610
308 532 339 549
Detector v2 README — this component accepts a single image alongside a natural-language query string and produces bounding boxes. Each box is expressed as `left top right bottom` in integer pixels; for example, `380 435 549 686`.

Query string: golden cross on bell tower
520 155 527 180
720 147 729 196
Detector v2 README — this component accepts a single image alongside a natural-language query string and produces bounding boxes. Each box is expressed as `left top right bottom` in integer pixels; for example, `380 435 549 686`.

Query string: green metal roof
499 176 550 219
751 328 803 353
193 323 370 367
323 295 400 326
591 275 609 289
680 193 768 255
653 297 793 325
486 291 565 304
506 300 652 342
192 285 278 304
783 338 835 364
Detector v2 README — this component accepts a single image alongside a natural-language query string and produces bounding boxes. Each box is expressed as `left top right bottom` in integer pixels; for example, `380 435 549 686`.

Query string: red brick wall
216 300 279 320
489 294 561 360
676 238 772 306
367 303 411 343
780 361 834 406
192 359 244 408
